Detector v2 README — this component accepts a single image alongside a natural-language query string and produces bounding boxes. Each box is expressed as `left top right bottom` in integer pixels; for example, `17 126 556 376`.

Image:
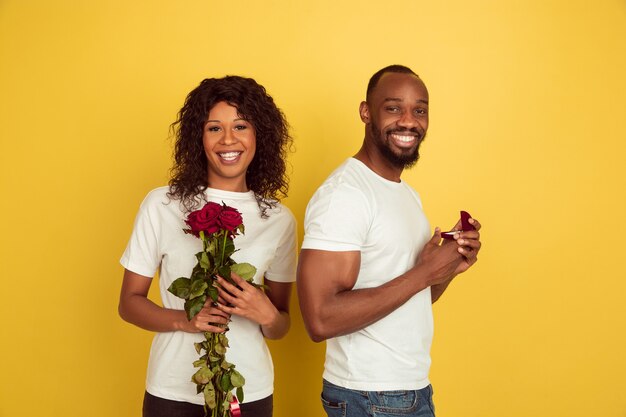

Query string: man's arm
297 229 465 342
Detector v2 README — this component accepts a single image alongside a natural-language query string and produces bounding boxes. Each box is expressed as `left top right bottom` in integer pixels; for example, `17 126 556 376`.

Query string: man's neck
354 142 403 183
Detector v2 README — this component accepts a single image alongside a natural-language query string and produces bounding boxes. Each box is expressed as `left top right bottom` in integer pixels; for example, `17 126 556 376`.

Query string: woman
118 76 295 417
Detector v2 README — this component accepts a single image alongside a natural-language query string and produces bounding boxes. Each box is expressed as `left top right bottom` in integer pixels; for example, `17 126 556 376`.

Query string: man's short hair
366 65 419 102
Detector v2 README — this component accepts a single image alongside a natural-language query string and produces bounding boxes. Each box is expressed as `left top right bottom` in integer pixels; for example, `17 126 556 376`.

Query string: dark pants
143 391 273 417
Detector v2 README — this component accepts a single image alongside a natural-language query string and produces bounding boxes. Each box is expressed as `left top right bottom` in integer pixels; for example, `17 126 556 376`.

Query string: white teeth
391 134 415 143
219 152 241 161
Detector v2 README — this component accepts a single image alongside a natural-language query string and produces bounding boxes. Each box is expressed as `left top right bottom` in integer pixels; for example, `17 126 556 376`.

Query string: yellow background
1 1 625 416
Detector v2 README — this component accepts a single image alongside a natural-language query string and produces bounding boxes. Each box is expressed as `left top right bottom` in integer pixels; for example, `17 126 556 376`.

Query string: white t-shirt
301 158 433 391
120 186 297 404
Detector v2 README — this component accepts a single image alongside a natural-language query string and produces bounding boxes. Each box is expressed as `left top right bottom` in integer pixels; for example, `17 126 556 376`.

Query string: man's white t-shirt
302 158 433 391
121 186 297 404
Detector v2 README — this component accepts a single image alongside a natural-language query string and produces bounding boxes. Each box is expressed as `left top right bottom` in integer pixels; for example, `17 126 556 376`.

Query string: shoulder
134 186 183 218
307 159 375 214
139 186 171 207
262 201 297 229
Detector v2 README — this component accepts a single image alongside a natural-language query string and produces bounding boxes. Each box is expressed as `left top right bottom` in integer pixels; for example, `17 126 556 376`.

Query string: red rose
218 205 243 234
185 202 222 237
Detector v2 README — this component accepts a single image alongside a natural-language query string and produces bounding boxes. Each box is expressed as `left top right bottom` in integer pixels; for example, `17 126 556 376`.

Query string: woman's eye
234 125 247 131
207 126 220 132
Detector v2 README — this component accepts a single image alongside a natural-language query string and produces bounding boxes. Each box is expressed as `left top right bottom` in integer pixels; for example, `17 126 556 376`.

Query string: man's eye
415 109 427 115
386 107 399 113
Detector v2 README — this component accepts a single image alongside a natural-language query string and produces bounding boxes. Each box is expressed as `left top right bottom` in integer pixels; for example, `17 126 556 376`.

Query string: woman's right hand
181 299 231 333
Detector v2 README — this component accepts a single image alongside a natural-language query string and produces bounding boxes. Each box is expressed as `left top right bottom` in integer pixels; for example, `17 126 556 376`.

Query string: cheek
246 134 257 157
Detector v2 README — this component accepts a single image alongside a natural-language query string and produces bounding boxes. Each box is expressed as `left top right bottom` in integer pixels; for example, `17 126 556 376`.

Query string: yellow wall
1 1 625 416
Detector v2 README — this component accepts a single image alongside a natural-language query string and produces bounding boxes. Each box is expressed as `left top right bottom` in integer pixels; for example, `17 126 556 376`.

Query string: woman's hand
181 298 231 333
216 273 280 328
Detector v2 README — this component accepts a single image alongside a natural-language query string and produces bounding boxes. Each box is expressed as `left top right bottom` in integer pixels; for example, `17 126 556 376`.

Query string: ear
359 101 370 123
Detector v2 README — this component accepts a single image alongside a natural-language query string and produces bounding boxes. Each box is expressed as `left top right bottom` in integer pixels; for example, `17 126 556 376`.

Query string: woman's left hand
216 273 280 328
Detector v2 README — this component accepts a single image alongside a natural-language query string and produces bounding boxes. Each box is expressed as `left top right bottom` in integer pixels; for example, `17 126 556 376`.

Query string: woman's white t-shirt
121 186 297 404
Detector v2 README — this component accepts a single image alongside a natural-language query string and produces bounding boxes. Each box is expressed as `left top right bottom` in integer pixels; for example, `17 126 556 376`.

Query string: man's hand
430 216 482 302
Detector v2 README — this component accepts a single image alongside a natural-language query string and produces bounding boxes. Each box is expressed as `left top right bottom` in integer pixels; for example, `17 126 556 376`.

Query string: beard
370 119 423 169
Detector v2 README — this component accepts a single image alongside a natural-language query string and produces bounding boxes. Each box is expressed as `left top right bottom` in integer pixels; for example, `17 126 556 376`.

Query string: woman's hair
167 76 292 217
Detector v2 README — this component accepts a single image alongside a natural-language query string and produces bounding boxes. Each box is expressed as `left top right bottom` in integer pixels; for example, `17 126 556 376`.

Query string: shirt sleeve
301 181 372 251
119 192 162 278
264 209 297 283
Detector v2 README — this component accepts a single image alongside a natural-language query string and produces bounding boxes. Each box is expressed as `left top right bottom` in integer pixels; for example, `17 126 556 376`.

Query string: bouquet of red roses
168 201 257 417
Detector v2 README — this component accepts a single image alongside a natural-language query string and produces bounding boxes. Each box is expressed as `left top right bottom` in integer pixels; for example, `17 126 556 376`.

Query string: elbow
302 316 333 343
118 299 131 323
309 331 328 343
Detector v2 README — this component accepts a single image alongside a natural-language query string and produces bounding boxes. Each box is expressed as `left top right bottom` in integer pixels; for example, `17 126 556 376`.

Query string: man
297 65 482 417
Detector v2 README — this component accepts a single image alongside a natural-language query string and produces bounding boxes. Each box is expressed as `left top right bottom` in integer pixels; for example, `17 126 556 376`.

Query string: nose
221 128 237 145
397 111 418 129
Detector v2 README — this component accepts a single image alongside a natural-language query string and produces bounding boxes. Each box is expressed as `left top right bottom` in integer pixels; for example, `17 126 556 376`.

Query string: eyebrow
384 97 429 105
205 118 247 123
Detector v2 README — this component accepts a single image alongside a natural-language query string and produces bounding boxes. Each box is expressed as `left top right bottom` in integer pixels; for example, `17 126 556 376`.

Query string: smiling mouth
218 151 242 162
388 132 420 148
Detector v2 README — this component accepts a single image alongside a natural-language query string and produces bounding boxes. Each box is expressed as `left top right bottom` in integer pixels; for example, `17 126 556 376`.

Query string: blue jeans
321 379 435 417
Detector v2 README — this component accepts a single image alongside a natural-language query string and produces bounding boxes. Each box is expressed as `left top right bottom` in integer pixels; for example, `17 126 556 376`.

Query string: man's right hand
413 227 465 288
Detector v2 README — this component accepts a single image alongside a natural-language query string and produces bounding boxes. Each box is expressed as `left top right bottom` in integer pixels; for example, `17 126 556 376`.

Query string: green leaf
185 295 206 320
216 235 235 265
207 285 218 302
214 343 226 355
223 238 235 259
191 263 206 281
219 333 229 348
220 360 233 370
190 279 208 298
206 239 216 257
230 369 245 388
218 265 231 281
167 277 191 299
220 372 232 392
203 381 216 409
193 358 207 368
230 263 257 281
192 366 213 385
194 342 203 355
236 386 244 403
199 251 210 270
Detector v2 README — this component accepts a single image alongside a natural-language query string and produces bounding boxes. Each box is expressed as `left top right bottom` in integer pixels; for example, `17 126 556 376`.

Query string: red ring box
441 210 475 240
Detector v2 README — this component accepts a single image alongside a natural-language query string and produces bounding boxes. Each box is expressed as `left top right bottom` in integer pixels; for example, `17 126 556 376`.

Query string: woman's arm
118 269 229 333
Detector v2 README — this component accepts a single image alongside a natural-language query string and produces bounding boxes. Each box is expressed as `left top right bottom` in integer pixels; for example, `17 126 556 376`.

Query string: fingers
468 217 481 231
216 275 243 297
229 271 249 287
191 307 231 333
457 237 481 251
429 227 443 245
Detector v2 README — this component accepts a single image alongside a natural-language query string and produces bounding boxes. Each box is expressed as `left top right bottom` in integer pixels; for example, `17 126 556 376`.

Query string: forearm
260 310 290 340
431 277 454 303
301 265 430 342
119 293 190 333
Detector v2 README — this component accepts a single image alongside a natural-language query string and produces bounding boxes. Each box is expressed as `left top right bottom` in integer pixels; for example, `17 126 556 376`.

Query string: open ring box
442 210 475 240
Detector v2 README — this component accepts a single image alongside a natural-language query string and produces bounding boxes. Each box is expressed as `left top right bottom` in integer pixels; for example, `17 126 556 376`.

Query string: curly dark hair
167 76 292 217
